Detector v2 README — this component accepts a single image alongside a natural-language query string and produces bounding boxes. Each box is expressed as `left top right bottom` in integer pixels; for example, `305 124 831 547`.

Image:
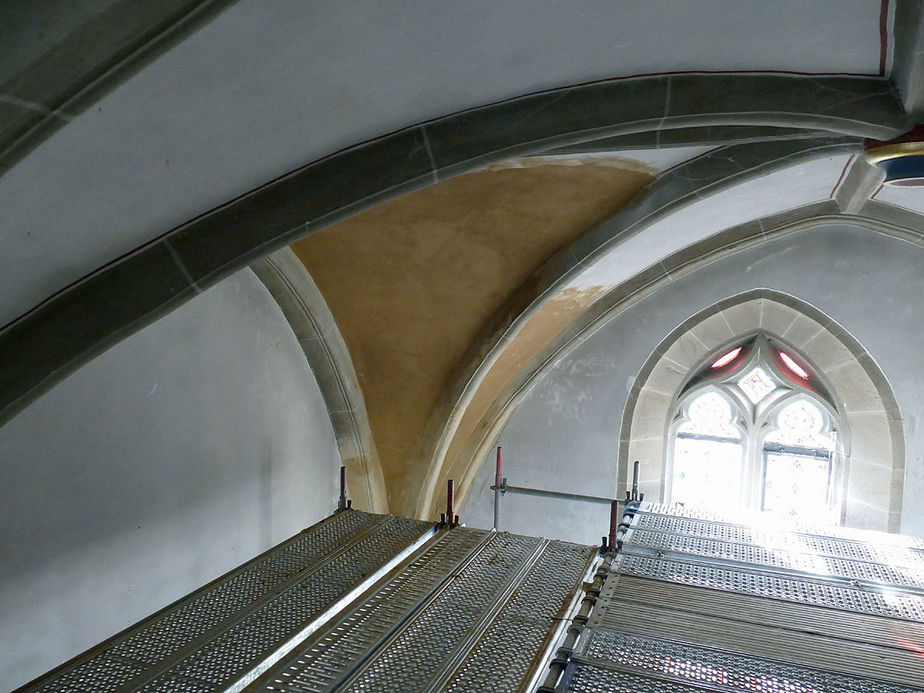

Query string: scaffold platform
18 500 924 693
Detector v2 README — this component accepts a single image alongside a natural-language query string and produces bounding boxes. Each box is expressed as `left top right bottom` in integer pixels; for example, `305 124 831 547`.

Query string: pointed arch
619 289 904 531
667 335 844 522
250 248 387 512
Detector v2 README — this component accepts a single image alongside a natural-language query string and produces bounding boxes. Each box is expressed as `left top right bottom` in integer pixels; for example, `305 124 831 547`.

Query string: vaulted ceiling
1 0 922 517
293 159 653 508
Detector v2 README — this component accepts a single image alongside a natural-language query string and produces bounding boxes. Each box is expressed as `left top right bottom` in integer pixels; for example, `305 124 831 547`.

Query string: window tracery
667 335 842 523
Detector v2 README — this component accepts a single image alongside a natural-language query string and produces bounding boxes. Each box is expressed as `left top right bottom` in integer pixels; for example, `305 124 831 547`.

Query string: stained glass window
778 350 809 379
711 346 742 369
678 391 741 439
762 398 836 522
737 366 776 404
668 336 841 523
763 451 833 522
764 399 834 450
673 392 743 511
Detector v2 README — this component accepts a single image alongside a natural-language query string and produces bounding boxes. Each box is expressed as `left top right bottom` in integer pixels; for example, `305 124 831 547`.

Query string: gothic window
667 336 842 523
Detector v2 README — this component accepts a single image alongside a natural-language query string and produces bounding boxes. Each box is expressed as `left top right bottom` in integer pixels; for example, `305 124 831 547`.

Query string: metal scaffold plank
440 539 595 693
639 502 924 547
338 532 591 693
246 527 495 693
609 552 924 621
248 528 594 693
622 526 924 591
566 509 924 690
557 664 706 693
19 510 433 693
631 511 924 568
567 628 924 693
551 500 924 692
583 595 924 688
636 502 924 560
593 574 924 648
341 532 545 693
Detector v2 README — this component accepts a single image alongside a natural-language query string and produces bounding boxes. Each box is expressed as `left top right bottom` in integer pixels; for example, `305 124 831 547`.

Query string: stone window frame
665 336 845 520
618 289 904 532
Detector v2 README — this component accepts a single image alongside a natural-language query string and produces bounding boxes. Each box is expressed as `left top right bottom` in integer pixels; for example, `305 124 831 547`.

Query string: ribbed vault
0 1 922 527
291 159 653 510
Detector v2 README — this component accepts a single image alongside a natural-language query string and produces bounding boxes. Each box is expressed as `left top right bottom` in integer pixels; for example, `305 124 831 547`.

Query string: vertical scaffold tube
631 460 640 501
493 447 502 530
337 465 348 511
608 500 620 549
447 479 455 527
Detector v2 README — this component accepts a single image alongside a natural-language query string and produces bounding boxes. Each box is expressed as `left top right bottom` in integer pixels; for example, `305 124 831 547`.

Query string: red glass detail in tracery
710 346 742 369
778 350 809 379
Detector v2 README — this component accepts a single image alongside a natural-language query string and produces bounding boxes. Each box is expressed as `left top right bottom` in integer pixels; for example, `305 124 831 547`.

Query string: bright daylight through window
669 336 841 524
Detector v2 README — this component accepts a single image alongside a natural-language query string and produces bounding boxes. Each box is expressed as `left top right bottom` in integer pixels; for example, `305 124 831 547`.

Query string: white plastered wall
463 224 923 545
0 269 341 689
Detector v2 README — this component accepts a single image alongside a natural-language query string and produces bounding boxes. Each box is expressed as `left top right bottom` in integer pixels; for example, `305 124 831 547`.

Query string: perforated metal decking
22 501 924 693
17 511 596 693
18 510 435 693
246 528 596 693
557 501 924 693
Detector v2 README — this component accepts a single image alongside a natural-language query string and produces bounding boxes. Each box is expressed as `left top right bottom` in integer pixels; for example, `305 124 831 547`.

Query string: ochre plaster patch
292 163 652 513
434 285 610 516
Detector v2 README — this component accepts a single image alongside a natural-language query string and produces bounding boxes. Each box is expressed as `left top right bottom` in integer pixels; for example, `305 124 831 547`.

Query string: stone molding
0 1 236 178
417 138 860 518
250 249 387 513
0 74 908 430
620 290 904 532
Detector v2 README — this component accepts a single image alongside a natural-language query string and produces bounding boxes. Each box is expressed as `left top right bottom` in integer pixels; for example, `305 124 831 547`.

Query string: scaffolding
553 500 924 692
18 463 924 692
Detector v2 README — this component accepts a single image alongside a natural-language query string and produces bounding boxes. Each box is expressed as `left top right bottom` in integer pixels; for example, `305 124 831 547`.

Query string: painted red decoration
710 347 742 369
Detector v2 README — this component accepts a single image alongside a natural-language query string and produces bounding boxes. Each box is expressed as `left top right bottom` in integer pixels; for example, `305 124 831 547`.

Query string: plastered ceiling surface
0 1 884 327
292 162 653 508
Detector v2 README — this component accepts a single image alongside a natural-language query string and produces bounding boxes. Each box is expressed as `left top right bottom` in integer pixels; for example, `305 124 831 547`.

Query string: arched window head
668 335 843 523
762 398 838 523
673 391 744 512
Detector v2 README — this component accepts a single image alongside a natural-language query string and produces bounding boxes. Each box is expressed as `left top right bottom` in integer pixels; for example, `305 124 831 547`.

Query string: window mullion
746 413 761 509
